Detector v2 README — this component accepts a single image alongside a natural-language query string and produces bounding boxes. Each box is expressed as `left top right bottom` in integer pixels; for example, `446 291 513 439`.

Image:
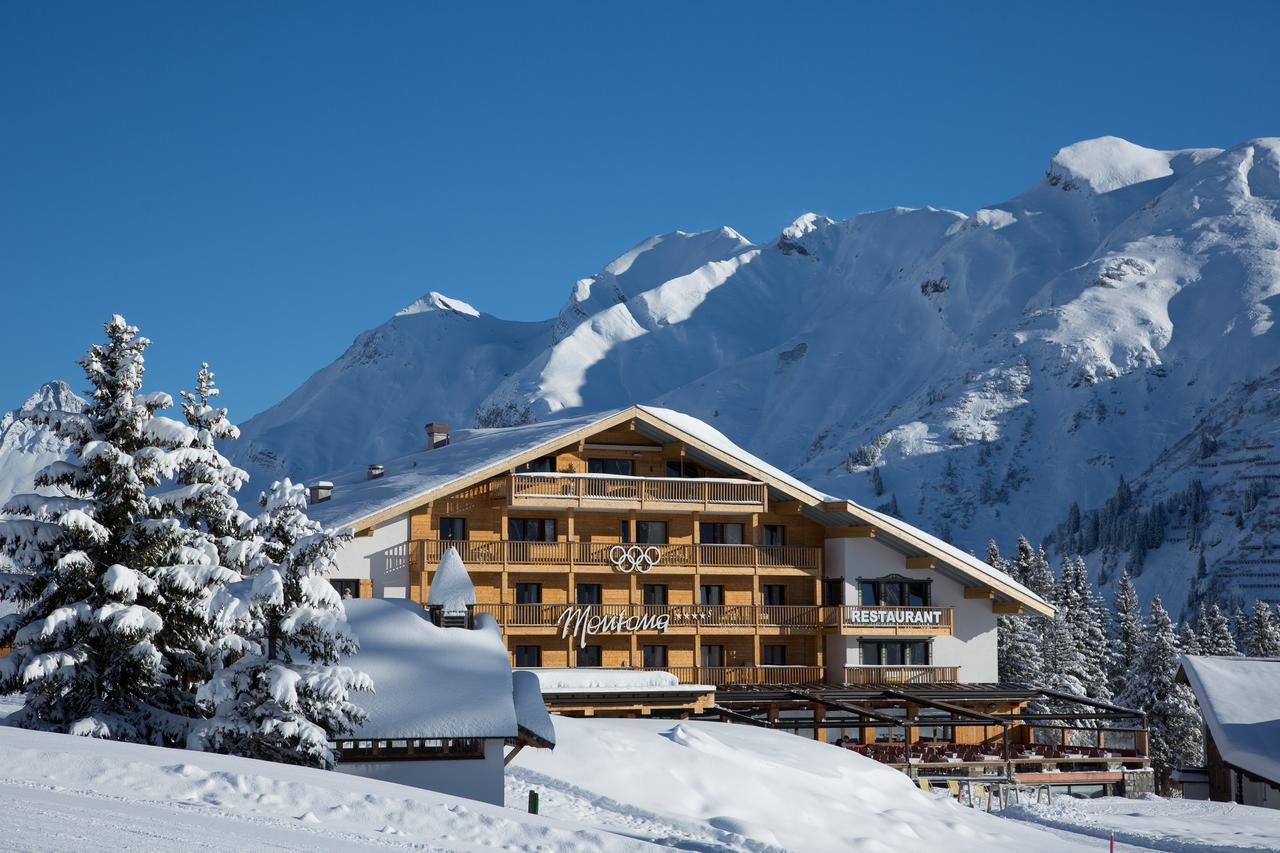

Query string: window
515 645 542 667
762 644 787 666
665 460 703 478
859 578 930 607
439 517 466 541
824 579 844 606
636 520 667 544
576 583 602 605
643 584 668 606
577 645 602 667
762 584 786 606
700 644 724 668
515 583 542 604
643 644 668 667
587 458 633 476
619 519 631 543
860 640 930 666
516 456 555 473
331 579 361 599
762 524 786 547
508 517 556 541
699 522 744 545
700 585 724 606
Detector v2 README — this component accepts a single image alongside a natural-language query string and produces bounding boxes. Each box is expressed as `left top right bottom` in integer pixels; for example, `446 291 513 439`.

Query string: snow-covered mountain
6 137 1278 616
0 381 84 503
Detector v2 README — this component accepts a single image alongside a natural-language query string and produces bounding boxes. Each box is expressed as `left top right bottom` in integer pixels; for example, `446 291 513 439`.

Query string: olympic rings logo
608 545 662 573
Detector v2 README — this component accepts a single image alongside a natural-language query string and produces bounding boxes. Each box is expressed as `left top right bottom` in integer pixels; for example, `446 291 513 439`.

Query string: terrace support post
813 704 826 742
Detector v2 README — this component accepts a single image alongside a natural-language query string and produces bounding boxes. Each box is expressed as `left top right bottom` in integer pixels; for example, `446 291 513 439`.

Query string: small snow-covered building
334 575 554 806
1178 655 1280 809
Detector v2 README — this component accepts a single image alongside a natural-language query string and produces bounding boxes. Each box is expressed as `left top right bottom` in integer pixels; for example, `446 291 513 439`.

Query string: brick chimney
425 422 450 449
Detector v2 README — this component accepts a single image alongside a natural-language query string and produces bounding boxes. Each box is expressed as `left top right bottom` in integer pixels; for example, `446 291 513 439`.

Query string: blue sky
3 1 1277 420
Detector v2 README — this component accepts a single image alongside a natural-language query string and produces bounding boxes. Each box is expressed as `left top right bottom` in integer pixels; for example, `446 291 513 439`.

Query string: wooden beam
905 556 936 569
964 587 995 599
828 526 876 538
773 500 803 515
354 527 375 538
992 602 1024 614
821 500 850 513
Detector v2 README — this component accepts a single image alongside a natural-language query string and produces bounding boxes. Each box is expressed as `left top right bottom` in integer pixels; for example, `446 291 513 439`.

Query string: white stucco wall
329 513 410 598
336 739 506 805
824 538 999 683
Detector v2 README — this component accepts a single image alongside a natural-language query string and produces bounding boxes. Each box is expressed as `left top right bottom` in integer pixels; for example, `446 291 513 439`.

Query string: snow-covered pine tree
1110 569 1143 697
0 316 196 741
1117 595 1203 790
1178 621 1202 656
990 540 1045 685
1200 603 1239 656
190 479 370 768
145 364 259 723
1231 605 1249 654
1244 600 1280 657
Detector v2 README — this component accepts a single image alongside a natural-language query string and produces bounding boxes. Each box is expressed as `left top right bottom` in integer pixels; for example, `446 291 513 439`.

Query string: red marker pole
1110 832 1115 852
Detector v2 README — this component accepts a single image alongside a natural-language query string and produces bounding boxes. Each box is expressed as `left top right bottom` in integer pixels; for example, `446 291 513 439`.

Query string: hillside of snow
0 724 652 852
5 136 1280 614
0 381 82 506
506 715 1096 852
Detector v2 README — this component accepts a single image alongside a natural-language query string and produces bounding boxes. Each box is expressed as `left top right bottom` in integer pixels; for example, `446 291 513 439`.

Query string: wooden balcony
842 665 959 685
837 606 954 637
642 665 826 687
477 603 827 629
502 473 768 512
413 539 822 572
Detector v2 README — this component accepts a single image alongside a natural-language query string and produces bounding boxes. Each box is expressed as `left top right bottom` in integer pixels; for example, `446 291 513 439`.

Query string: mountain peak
395 291 481 319
1045 136 1180 194
19 380 81 415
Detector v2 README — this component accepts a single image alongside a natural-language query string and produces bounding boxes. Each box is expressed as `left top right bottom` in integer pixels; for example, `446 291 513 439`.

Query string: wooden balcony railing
839 606 953 635
476 603 828 628
413 540 821 571
507 473 767 510
641 665 825 687
843 665 959 685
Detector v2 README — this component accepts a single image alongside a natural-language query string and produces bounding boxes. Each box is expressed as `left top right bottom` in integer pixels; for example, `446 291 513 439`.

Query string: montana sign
556 606 671 648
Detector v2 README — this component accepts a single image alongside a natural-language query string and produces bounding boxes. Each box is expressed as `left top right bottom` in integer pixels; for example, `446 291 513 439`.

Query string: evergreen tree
190 479 370 768
1117 596 1203 790
1110 570 1143 696
0 316 195 741
991 538 1046 687
1200 603 1239 656
145 364 258 724
1178 621 1202 656
1244 600 1280 657
1231 605 1249 653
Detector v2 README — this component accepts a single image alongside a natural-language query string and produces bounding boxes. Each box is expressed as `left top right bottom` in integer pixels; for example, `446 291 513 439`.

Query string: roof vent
367 464 385 480
425 421 450 449
309 481 334 504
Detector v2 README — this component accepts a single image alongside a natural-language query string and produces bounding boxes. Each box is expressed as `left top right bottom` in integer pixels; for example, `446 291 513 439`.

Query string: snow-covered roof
424 547 475 614
310 404 1051 613
511 670 556 748
1178 655 1280 785
340 598 519 740
308 410 624 529
520 668 714 695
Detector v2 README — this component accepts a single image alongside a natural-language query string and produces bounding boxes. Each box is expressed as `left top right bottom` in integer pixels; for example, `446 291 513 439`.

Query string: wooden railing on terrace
641 665 826 687
413 539 822 571
843 665 959 685
476 603 828 628
507 473 768 509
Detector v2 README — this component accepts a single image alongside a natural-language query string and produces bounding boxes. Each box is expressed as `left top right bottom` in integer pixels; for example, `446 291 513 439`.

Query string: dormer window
859 576 930 607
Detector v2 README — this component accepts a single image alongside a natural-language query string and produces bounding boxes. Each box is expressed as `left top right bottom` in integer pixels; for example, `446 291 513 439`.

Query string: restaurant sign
556 606 671 648
845 607 943 626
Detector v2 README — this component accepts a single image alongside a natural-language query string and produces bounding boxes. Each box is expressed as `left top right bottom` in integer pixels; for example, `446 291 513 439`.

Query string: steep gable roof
1178 655 1280 785
309 405 1051 614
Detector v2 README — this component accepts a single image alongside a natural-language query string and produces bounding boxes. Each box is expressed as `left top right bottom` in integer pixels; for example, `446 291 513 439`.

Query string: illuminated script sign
608 545 662 573
556 607 671 648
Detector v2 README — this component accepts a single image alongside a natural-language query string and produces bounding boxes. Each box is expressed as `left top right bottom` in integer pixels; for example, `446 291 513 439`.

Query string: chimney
367 464 385 480
425 421 450 449
309 481 334 504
